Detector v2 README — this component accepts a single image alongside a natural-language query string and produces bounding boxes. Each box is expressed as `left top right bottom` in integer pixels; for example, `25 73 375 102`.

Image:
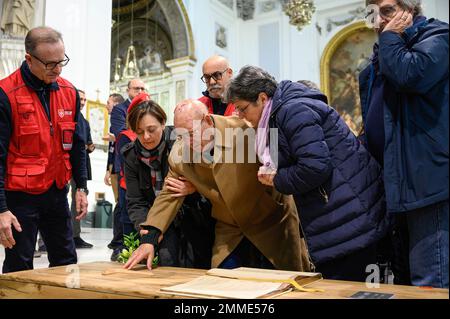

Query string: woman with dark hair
226 65 392 282
118 93 215 268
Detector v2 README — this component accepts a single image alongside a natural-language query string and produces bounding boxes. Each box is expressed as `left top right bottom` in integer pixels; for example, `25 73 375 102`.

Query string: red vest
0 68 77 194
117 129 137 190
198 96 235 116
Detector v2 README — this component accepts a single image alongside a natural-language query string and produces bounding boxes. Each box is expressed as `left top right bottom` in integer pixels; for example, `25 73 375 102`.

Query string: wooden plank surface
0 262 448 299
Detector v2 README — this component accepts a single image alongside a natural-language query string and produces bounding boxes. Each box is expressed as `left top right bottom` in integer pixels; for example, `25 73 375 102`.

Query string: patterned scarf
135 137 166 197
255 98 276 172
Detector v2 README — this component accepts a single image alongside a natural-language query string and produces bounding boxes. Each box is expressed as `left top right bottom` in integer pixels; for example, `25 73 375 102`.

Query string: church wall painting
86 100 109 146
321 21 377 135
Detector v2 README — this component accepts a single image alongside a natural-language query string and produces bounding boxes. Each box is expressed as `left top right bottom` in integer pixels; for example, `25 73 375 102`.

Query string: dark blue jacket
359 18 449 213
110 99 130 139
271 81 391 264
110 99 130 174
78 113 93 180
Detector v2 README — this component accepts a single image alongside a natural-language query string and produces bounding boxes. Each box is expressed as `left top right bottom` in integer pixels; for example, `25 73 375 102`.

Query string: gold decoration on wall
282 0 316 31
86 100 109 145
320 21 369 99
320 20 375 135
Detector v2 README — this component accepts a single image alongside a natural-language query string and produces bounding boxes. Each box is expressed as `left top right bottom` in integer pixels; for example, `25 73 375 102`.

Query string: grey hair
366 0 423 16
225 65 278 103
297 80 320 90
25 26 64 55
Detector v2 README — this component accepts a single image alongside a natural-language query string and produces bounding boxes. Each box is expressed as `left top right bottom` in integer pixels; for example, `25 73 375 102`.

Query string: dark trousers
376 214 411 285
219 237 274 270
3 184 77 273
407 200 449 288
118 184 134 237
109 204 123 248
69 179 81 238
315 244 377 282
108 173 123 249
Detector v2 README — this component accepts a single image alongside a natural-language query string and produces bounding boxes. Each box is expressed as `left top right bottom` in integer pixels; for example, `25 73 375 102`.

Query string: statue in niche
261 0 277 13
0 0 35 37
236 0 255 21
216 25 227 49
138 44 163 76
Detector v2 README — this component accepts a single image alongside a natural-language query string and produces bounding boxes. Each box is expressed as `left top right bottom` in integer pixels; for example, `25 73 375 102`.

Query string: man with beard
198 55 235 116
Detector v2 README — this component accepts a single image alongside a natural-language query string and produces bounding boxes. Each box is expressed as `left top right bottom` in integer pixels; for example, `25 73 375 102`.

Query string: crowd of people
0 0 448 289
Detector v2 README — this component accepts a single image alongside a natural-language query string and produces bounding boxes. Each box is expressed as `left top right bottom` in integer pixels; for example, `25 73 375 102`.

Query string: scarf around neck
255 98 276 172
135 135 167 195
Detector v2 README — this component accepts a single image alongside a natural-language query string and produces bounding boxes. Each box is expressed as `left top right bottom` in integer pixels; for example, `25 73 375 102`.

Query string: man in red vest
198 55 236 116
0 26 88 273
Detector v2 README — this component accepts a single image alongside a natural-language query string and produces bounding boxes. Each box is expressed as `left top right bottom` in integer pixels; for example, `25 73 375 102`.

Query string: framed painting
86 100 109 145
320 21 377 135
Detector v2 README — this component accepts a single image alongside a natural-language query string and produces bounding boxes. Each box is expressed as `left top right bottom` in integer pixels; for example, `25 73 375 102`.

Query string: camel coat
141 115 312 271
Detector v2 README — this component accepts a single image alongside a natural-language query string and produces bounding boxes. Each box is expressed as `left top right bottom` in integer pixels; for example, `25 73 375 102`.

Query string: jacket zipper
319 185 329 203
40 89 54 136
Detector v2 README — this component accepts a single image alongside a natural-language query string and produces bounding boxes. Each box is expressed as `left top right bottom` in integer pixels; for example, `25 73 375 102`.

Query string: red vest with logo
198 96 235 116
117 129 137 190
0 68 78 194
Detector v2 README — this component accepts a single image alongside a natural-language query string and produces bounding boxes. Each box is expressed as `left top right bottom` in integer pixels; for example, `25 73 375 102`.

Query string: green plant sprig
117 232 159 267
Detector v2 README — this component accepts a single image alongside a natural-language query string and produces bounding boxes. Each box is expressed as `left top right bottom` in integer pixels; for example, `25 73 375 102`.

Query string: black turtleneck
0 62 87 213
202 90 228 116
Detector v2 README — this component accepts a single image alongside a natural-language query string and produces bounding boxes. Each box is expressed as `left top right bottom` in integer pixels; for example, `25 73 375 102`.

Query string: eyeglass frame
129 86 147 92
201 68 229 84
235 102 251 114
379 4 400 19
177 118 207 140
29 53 70 70
365 4 399 20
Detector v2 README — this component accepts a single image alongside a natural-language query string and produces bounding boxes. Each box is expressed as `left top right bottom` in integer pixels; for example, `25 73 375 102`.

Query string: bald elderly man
124 99 312 271
199 55 235 116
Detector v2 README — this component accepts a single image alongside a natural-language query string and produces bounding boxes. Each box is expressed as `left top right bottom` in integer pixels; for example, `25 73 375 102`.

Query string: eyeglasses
201 68 229 83
366 4 398 20
235 103 251 114
129 86 146 91
379 4 399 19
30 53 70 70
177 119 205 140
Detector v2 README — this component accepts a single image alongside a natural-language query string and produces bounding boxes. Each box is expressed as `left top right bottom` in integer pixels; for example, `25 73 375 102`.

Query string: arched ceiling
109 0 195 81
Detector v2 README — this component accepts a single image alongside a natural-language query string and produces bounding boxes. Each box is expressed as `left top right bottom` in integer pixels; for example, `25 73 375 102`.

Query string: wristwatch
77 188 89 195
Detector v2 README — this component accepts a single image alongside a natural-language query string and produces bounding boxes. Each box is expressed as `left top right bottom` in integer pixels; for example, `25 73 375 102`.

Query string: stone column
0 38 25 78
165 56 197 125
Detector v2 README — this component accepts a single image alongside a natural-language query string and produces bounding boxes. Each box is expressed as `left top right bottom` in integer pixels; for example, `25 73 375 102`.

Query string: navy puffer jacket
271 81 392 264
359 18 449 213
